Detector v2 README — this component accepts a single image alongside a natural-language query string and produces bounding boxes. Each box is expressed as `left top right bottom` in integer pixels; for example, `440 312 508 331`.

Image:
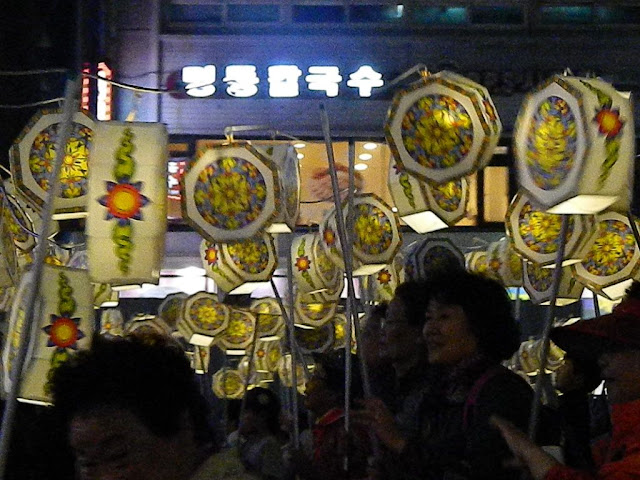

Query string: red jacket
546 398 640 480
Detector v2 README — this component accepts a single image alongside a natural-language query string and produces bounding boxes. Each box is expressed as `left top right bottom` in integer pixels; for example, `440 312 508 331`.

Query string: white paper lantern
212 368 245 399
177 292 230 346
219 308 256 353
250 297 285 340
292 233 344 299
486 238 523 288
523 262 584 306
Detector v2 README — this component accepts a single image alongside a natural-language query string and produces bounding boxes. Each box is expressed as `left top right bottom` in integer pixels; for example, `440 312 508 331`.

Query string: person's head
423 271 520 366
552 286 640 404
554 353 602 395
239 387 281 436
304 350 363 416
360 303 388 367
381 281 430 365
51 333 215 480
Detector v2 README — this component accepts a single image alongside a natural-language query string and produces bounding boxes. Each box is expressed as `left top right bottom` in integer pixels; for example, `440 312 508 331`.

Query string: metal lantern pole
528 215 569 439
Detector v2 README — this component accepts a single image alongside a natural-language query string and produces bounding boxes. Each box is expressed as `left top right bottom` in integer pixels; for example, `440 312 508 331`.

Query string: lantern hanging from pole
523 262 584 306
157 292 188 330
385 70 501 184
254 339 282 373
177 292 230 346
0 203 19 288
506 190 597 267
253 143 301 233
200 232 277 295
0 189 36 253
514 75 635 214
250 297 285 340
485 237 523 288
320 193 402 276
404 237 465 282
295 323 335 355
3 265 94 405
100 308 125 336
292 233 344 299
294 292 338 327
572 211 640 300
276 353 307 393
9 109 95 219
87 122 167 286
364 254 405 303
218 308 256 354
388 161 469 233
125 314 172 336
212 368 245 399
465 250 491 278
182 142 280 242
190 345 211 375
93 283 119 309
517 338 565 377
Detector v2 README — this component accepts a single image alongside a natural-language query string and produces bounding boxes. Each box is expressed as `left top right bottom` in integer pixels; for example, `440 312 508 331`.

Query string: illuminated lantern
0 203 18 288
364 254 405 303
93 283 119 309
182 142 280 242
465 250 491 277
276 353 307 392
212 368 245 399
200 232 277 294
3 265 93 404
514 75 634 214
294 293 337 327
177 292 230 346
253 339 282 373
506 190 597 267
87 122 167 286
523 262 584 306
295 323 335 355
125 314 172 336
248 371 275 389
254 143 301 233
219 308 256 354
9 109 95 218
386 70 501 183
388 162 469 233
1 189 36 252
190 346 211 374
331 313 356 352
486 238 523 288
404 237 464 282
572 212 640 300
518 339 565 376
292 233 344 299
0 287 15 313
100 308 125 336
157 292 187 330
320 194 402 276
250 297 284 340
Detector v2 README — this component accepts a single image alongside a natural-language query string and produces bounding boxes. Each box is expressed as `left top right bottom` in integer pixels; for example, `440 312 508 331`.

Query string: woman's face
598 348 640 404
423 299 479 366
380 297 423 362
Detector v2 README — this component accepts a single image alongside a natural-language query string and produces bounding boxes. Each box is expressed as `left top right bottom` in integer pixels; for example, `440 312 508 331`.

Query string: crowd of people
12 270 640 479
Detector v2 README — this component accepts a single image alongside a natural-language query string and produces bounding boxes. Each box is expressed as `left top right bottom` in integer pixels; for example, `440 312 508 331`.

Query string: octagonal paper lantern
100 308 125 336
212 368 245 399
157 292 188 330
177 292 230 346
294 293 337 327
320 194 402 276
465 250 491 278
365 254 405 304
514 75 635 214
254 143 301 233
182 142 280 242
249 297 285 340
125 315 172 336
0 203 19 288
254 339 281 373
9 109 95 219
572 212 640 300
295 323 335 355
276 353 307 392
190 345 211 375
486 237 523 288
518 338 565 376
87 122 167 286
386 70 501 184
201 232 277 295
506 190 597 268
523 262 584 306
292 233 344 299
0 190 36 253
219 308 256 353
388 162 469 233
404 237 464 282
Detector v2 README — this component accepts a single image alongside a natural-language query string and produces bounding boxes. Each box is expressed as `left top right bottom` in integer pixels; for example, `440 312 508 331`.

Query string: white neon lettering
305 66 342 97
223 65 259 98
268 65 302 98
182 65 216 97
347 65 384 97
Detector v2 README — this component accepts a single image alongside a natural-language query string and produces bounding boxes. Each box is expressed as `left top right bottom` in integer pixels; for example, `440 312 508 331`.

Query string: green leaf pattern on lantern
296 237 314 287
112 129 136 274
112 223 133 274
57 272 76 317
398 172 415 208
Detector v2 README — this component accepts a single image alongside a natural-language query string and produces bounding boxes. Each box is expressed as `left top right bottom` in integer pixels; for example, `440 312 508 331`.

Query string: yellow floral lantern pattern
295 323 335 354
9 109 95 218
182 143 280 242
294 292 337 327
0 189 36 252
219 309 256 351
254 340 281 373
178 292 230 346
523 262 584 306
292 233 344 300
212 368 245 399
250 297 284 339
486 238 522 288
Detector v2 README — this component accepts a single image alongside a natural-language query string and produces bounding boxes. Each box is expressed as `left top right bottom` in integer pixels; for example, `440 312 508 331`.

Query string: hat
551 297 640 361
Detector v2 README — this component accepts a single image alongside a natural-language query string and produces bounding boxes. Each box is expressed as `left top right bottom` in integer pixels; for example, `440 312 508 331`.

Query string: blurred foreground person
493 287 640 480
51 333 218 480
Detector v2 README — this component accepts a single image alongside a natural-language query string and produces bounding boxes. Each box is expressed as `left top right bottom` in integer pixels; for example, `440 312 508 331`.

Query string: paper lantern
364 254 405 303
87 122 167 286
572 212 640 300
9 109 95 218
320 193 402 276
200 232 277 294
295 323 335 355
294 292 337 327
100 308 125 336
388 162 469 233
3 265 94 404
219 308 256 353
404 237 464 282
276 353 307 392
0 287 15 313
465 250 491 277
506 190 597 268
523 262 584 306
248 371 275 388
212 368 245 399
514 75 634 214
250 297 284 340
254 339 282 373
486 238 523 288
254 143 301 233
177 292 230 346
0 202 19 288
190 346 211 374
386 70 501 183
157 292 188 330
0 189 36 253
292 233 344 299
93 283 119 309
517 339 565 376
125 314 172 336
182 142 280 242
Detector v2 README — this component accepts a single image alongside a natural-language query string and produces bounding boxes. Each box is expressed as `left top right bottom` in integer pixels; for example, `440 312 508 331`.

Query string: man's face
69 406 190 480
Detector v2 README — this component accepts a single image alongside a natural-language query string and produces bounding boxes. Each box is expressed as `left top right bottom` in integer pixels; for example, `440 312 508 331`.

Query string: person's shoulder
477 365 534 403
